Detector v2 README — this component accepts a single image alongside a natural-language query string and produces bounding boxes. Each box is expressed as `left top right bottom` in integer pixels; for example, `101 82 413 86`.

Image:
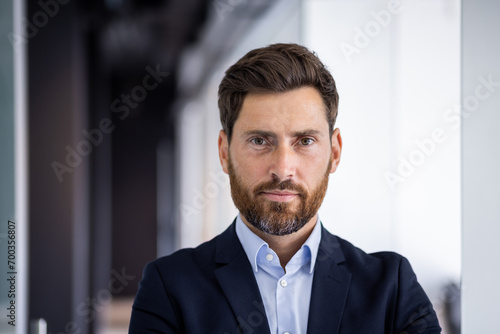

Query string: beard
228 156 332 236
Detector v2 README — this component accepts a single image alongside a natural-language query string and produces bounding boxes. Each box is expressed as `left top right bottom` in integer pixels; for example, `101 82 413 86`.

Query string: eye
299 137 314 146
250 137 267 145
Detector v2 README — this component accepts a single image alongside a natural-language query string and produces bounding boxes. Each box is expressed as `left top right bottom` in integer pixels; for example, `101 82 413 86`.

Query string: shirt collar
236 214 267 273
235 213 322 274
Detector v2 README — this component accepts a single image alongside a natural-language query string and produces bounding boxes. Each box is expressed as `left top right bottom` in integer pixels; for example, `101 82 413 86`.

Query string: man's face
218 87 342 235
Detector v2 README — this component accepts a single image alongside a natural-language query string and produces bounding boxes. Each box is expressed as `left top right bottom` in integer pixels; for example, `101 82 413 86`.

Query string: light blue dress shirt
235 214 322 334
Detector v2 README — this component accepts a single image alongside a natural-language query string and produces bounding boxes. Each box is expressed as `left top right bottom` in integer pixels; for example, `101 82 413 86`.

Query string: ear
329 128 342 173
218 130 229 174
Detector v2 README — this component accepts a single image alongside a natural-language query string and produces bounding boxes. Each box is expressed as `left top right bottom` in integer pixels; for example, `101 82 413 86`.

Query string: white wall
303 0 461 303
461 0 500 332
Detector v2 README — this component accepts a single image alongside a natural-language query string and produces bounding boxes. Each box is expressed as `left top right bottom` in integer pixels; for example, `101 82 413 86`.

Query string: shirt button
280 279 287 287
266 254 273 261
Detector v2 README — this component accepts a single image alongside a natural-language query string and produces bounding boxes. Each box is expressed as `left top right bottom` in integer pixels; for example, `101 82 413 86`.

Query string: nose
269 144 296 181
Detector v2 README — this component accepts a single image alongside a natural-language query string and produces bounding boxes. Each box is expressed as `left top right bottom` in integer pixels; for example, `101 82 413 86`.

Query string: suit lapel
307 226 352 333
214 222 271 334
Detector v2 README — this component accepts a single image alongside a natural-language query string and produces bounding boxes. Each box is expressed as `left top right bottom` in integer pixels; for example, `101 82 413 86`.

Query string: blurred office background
1 0 499 333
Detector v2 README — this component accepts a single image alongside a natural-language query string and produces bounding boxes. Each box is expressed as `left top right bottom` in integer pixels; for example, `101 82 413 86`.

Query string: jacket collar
214 220 271 334
306 226 352 333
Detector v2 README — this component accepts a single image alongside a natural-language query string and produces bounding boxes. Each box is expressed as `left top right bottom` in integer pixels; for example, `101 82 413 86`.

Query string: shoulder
319 227 441 332
147 234 219 278
144 222 239 281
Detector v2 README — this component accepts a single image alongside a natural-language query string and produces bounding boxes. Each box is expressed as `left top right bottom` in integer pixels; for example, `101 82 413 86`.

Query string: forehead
234 87 329 135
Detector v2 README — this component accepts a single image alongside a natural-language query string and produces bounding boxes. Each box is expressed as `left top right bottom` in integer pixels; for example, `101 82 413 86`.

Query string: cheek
245 165 269 187
233 150 266 175
231 156 265 187
298 157 331 187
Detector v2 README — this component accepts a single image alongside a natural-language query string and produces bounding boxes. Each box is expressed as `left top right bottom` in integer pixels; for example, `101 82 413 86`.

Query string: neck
241 214 318 269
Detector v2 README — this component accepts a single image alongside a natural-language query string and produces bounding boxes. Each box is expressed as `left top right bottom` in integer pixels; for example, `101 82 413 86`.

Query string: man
129 43 441 333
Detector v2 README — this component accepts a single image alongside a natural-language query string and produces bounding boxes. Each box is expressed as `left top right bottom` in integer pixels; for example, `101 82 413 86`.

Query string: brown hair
218 43 339 142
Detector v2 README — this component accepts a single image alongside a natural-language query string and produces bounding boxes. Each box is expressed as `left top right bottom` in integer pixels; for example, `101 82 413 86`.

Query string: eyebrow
242 129 323 138
291 129 322 137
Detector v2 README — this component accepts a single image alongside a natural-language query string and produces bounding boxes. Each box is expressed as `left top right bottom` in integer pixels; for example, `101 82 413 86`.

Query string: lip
261 190 299 202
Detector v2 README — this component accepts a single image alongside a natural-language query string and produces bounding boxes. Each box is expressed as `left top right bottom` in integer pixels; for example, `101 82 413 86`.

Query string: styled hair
218 43 339 142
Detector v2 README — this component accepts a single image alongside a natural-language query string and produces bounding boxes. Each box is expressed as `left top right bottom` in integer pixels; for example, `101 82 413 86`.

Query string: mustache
253 179 306 195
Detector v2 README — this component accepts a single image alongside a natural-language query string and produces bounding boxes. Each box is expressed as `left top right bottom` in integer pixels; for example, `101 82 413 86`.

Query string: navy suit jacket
129 222 441 333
